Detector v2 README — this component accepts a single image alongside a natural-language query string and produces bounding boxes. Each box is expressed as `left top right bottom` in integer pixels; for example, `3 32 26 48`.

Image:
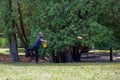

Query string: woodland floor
0 52 120 63
0 54 48 63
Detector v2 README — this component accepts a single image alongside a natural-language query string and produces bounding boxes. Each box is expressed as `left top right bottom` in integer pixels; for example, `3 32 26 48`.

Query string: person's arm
41 39 47 43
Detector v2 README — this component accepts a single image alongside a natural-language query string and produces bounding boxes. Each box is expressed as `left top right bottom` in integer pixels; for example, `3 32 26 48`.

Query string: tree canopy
0 0 120 62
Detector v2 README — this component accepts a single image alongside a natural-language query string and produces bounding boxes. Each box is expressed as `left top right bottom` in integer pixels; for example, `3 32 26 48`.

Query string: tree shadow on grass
0 53 120 66
0 61 120 67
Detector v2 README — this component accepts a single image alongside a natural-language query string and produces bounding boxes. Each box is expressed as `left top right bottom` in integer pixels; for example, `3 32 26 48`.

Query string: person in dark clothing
26 32 46 63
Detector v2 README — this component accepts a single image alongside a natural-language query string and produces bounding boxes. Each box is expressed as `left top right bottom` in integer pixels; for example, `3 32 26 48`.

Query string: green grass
0 38 8 47
0 48 9 54
0 63 120 80
90 50 120 53
0 48 25 55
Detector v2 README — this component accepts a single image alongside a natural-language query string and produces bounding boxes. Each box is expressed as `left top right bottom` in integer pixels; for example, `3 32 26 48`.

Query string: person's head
38 32 44 37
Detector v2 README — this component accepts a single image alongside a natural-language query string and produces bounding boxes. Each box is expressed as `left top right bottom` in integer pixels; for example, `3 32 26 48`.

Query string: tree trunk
17 2 28 47
67 48 72 62
9 32 19 62
110 47 113 62
16 2 31 57
8 0 19 62
72 42 84 62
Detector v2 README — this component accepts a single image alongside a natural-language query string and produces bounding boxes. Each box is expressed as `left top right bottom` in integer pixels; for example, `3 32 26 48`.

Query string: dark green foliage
26 0 118 55
0 0 120 56
0 37 8 47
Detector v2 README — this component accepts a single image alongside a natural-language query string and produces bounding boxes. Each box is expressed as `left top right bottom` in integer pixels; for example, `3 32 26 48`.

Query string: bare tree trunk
9 32 19 62
15 22 27 48
17 2 28 47
67 47 72 62
16 1 32 57
8 0 19 62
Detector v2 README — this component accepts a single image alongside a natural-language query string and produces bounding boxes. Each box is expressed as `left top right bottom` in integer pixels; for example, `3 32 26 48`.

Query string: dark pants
26 46 39 63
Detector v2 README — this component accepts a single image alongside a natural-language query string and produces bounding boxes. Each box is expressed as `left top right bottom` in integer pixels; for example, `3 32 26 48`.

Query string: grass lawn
0 62 120 80
0 48 25 55
0 48 9 54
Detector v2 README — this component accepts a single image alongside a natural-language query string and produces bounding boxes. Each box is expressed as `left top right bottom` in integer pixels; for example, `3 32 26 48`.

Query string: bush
0 37 8 48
